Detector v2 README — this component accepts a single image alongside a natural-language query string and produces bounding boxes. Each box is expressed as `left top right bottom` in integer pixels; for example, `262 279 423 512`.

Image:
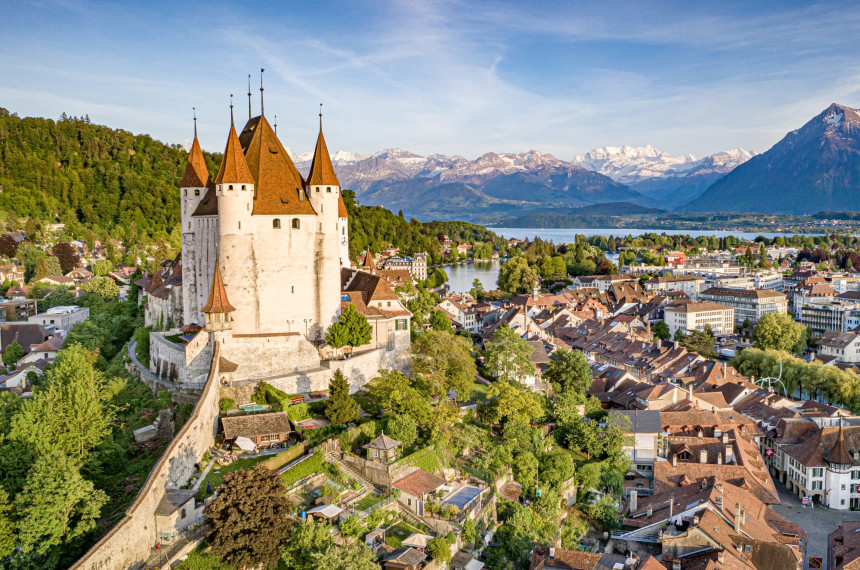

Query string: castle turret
305 112 344 336
214 121 255 237
201 260 236 333
180 125 211 326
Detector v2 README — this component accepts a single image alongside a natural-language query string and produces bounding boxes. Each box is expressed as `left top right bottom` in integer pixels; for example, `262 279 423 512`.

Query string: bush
285 403 310 423
219 398 235 412
261 443 307 470
156 390 173 409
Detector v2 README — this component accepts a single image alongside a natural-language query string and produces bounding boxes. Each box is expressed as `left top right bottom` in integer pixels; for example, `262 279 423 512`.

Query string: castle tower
201 260 235 333
179 126 211 326
213 118 256 332
338 193 350 268
306 112 344 337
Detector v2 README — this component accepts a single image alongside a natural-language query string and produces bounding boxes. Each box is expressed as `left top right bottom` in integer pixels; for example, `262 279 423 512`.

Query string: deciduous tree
752 312 805 354
340 303 372 348
3 340 23 366
80 276 119 300
543 348 591 395
485 326 534 384
411 330 477 400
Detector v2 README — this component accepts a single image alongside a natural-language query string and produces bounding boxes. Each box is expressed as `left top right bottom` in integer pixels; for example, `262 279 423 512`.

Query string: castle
144 106 411 393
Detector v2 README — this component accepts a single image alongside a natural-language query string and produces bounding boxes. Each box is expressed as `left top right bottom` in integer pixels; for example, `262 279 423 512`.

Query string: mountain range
288 103 860 220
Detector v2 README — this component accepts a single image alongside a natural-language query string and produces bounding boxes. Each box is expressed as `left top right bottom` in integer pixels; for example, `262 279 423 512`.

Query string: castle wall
71 344 223 570
144 288 182 331
193 216 219 326
218 333 321 383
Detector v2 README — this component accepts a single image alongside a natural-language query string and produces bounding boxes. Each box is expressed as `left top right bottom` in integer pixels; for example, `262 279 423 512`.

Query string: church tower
213 116 256 333
305 111 343 336
179 120 211 326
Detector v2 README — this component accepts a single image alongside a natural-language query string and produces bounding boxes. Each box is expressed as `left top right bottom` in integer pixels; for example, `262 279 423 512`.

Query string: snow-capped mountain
291 148 649 222
571 145 754 206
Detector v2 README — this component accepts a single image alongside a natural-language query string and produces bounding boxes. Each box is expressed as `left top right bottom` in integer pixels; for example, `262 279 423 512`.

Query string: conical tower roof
825 419 855 466
361 250 377 272
338 193 349 218
306 129 340 187
180 137 211 188
214 124 254 185
201 262 236 314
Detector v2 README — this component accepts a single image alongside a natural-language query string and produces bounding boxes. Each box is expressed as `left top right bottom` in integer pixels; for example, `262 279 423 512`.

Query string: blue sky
2 0 859 159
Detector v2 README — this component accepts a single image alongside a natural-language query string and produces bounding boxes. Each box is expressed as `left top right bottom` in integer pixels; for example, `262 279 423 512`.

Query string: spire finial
260 68 265 116
319 102 323 132
247 74 252 119
229 94 234 125
193 107 197 139
274 114 278 135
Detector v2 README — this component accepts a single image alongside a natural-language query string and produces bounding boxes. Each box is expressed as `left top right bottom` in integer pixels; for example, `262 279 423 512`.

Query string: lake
488 227 821 242
440 260 502 293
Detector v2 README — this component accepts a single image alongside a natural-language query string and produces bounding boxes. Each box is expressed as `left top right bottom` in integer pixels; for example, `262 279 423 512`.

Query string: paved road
770 481 860 569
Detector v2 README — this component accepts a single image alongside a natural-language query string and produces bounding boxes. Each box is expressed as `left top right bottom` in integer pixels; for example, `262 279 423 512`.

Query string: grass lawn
385 521 426 548
355 493 386 511
196 454 271 500
469 381 489 402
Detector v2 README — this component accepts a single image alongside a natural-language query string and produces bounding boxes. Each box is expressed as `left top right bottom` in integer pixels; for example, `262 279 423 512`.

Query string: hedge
262 442 308 470
281 452 324 487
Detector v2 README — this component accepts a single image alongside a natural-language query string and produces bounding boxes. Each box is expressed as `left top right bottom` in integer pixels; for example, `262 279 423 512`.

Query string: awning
402 533 433 548
234 436 256 451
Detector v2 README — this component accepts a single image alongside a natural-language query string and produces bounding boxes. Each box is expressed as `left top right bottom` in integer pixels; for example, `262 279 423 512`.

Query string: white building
698 286 788 326
752 271 784 291
28 305 90 337
664 302 735 337
641 275 704 300
383 254 428 282
819 331 860 364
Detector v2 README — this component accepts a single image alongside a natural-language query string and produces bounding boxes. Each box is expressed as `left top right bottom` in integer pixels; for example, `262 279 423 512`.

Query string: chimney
630 490 638 512
700 449 708 463
718 550 724 564
549 547 555 559
725 443 734 464
672 561 681 570
697 429 703 439
722 361 727 378
715 496 723 510
693 515 700 525
734 503 741 533
715 482 723 494
674 340 679 350
646 504 653 518
669 496 674 521
672 453 678 466
722 432 729 444
717 453 723 465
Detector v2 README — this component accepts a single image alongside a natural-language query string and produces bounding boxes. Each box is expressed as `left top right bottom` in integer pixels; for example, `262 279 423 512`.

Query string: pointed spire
274 115 277 135
201 261 236 314
229 94 234 125
361 250 376 272
214 120 254 185
306 105 340 186
260 68 265 116
247 74 252 120
825 416 854 466
180 111 211 188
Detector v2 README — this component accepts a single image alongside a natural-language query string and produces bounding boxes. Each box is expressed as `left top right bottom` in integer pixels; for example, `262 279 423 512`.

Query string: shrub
280 453 324 487
219 398 235 412
261 443 307 470
156 390 173 409
285 403 310 423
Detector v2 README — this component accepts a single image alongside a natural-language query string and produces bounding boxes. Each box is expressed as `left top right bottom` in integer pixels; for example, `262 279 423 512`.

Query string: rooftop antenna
260 68 265 116
229 94 234 125
247 74 252 119
319 102 323 131
193 107 197 138
274 115 278 135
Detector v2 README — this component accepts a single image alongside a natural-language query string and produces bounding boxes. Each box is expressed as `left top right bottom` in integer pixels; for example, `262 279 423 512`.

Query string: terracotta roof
201 263 236 314
306 129 340 186
218 356 239 373
825 421 855 465
338 193 348 218
220 411 291 440
180 137 211 188
361 250 377 271
393 469 444 497
238 116 316 216
213 123 254 185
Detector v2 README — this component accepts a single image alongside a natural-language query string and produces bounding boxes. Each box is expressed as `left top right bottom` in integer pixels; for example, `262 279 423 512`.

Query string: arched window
228 184 234 190
273 219 281 229
181 509 187 519
241 185 247 191
326 187 332 193
292 218 300 229
342 226 345 235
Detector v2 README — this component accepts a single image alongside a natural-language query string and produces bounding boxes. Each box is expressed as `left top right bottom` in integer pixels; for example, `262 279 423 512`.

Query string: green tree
679 326 717 358
752 312 805 354
411 330 477 400
338 514 364 539
652 320 671 340
539 256 567 281
91 259 113 277
673 328 685 342
32 255 62 281
485 326 534 384
430 309 453 332
367 370 432 425
514 451 539 488
325 321 350 356
206 466 294 569
427 536 453 565
497 257 539 294
461 519 478 547
80 276 120 300
3 340 23 366
10 345 114 459
385 414 418 445
406 288 439 328
543 348 591 395
280 519 334 570
325 370 360 425
309 542 378 569
482 381 544 425
469 278 485 301
340 303 372 348
0 488 15 557
14 453 108 556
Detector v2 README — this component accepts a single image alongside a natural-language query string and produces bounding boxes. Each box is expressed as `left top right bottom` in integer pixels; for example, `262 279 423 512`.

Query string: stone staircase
325 451 378 505
397 502 431 531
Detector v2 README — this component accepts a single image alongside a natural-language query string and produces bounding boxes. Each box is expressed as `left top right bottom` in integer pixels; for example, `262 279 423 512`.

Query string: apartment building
819 331 860 364
799 300 860 335
698 286 788 326
27 305 90 337
664 302 735 336
641 275 704 300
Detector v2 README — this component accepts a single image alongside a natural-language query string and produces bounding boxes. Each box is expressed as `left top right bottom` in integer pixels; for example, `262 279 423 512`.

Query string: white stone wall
192 215 219 326
338 217 350 268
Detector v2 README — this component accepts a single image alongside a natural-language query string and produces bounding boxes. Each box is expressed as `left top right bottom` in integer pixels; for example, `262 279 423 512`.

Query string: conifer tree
325 370 360 425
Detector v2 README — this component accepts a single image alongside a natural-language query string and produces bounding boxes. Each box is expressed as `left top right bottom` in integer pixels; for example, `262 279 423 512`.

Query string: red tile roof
393 469 444 497
306 129 340 187
201 263 236 314
214 123 254 185
180 137 211 188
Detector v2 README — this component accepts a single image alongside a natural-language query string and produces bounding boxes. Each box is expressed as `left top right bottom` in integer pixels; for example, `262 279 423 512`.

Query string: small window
292 218 300 229
342 226 345 235
291 286 294 294
238 221 241 230
241 185 247 191
229 184 233 190
181 509 186 519
184 189 187 197
195 189 200 196
316 187 320 193
326 187 332 193
273 219 281 229
298 188 304 202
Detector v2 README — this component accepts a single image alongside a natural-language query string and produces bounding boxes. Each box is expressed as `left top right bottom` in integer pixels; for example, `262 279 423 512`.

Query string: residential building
752 270 785 290
0 299 37 321
794 283 838 313
393 469 445 517
829 521 860 570
641 275 704 299
219 411 292 449
819 331 860 364
664 301 734 336
383 253 427 282
799 300 860 335
437 293 479 333
699 286 788 325
28 305 90 337
613 409 666 484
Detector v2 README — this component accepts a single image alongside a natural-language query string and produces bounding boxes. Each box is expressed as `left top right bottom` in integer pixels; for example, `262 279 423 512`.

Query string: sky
2 0 860 160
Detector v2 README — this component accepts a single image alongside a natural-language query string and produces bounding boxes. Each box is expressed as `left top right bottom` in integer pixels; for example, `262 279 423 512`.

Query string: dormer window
297 188 304 202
